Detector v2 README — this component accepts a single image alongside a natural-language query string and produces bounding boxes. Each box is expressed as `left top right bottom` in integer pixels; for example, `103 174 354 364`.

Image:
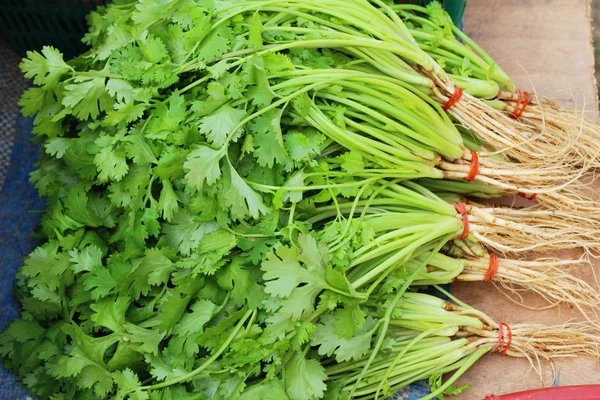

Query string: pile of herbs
3 1 600 400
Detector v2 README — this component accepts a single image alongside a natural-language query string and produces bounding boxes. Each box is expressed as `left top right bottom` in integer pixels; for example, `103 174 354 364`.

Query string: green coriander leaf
429 373 471 399
199 104 246 147
291 92 312 117
290 321 316 351
69 245 104 273
94 136 129 182
250 108 287 168
21 241 70 294
123 323 164 355
155 288 194 334
113 368 147 400
106 78 135 104
104 101 149 126
222 163 268 220
248 12 264 48
139 248 176 286
208 60 232 79
311 315 376 362
284 131 324 166
158 180 179 222
123 135 158 165
63 186 113 227
90 296 129 332
183 145 224 190
261 234 330 321
132 0 177 26
239 378 289 400
148 92 187 137
63 77 113 120
278 171 307 205
198 308 247 352
284 353 327 400
207 81 227 102
55 326 118 397
216 257 265 309
146 354 189 382
173 299 217 336
238 236 279 265
83 267 117 299
197 24 233 63
19 87 55 117
20 46 71 87
142 35 169 63
45 138 71 159
161 211 219 255
263 52 294 73
245 56 274 107
339 151 365 174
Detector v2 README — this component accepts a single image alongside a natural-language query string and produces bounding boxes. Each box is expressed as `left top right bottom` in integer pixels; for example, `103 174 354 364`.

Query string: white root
454 254 600 324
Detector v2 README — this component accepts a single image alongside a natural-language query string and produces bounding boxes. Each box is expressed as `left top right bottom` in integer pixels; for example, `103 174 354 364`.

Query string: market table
453 0 600 398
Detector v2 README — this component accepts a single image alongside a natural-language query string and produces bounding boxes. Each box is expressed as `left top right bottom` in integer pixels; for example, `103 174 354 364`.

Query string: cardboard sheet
451 0 600 398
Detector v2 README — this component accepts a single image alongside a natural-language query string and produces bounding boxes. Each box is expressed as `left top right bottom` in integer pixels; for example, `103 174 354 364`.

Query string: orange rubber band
466 150 479 182
512 89 524 118
484 253 499 282
511 89 530 119
496 322 512 355
518 90 531 117
453 202 470 240
442 87 463 111
518 192 537 201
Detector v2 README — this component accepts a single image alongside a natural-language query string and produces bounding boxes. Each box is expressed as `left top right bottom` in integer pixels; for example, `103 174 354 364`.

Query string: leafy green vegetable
1 2 506 400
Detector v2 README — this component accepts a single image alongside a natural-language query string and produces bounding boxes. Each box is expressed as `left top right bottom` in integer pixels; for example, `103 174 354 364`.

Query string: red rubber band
466 149 479 182
511 89 524 119
484 396 500 400
453 202 470 240
442 86 463 111
511 89 531 119
484 253 499 282
518 192 537 201
518 91 531 117
496 322 512 355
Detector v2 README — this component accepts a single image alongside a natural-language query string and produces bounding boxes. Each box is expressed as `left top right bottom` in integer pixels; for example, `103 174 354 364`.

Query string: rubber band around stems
442 86 463 111
496 322 512 355
518 192 537 200
484 395 500 400
466 149 479 182
511 89 531 119
453 202 470 240
484 253 499 282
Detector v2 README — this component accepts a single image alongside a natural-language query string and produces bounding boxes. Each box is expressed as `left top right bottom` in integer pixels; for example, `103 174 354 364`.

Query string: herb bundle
2 1 600 399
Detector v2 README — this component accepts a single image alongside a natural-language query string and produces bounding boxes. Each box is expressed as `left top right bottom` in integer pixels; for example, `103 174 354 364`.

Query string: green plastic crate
397 0 467 29
0 0 466 58
0 0 108 58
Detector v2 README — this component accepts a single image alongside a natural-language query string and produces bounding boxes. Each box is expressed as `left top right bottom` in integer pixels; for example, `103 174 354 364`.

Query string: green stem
421 346 490 400
136 309 253 392
347 235 452 396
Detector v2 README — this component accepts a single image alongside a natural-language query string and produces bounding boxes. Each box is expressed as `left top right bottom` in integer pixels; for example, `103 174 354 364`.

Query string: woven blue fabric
0 114 43 399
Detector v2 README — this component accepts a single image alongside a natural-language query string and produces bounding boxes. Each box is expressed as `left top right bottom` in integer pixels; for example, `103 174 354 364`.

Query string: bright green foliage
284 353 328 400
20 46 71 88
2 0 479 399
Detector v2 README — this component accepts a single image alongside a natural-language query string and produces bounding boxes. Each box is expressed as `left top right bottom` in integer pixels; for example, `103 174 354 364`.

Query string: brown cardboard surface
450 0 600 398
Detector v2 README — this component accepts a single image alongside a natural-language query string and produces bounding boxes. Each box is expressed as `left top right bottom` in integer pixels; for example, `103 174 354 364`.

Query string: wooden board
451 0 600 398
